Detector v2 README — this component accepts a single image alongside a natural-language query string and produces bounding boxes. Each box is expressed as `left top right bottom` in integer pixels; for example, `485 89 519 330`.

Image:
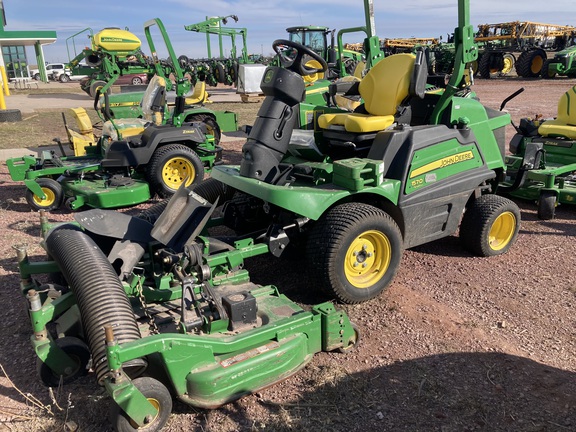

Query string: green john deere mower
16 183 357 431
6 18 233 212
204 0 528 304
502 84 576 219
12 1 532 430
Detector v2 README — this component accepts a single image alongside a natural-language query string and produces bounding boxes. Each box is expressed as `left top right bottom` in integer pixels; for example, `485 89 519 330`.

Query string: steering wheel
272 39 328 76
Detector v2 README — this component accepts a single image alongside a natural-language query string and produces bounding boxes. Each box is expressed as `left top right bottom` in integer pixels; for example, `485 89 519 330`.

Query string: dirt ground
0 77 575 432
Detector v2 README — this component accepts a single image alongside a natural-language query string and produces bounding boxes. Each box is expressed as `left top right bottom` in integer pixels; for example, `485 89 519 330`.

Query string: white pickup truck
31 63 86 82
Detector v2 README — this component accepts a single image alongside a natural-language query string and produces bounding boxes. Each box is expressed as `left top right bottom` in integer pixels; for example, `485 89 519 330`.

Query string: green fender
212 166 401 221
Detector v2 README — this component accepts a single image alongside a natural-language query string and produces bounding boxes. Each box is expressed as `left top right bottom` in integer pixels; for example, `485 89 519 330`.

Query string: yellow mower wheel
147 144 204 198
344 230 392 289
161 157 196 190
306 203 403 304
111 377 172 432
460 194 520 257
25 178 63 211
488 211 516 251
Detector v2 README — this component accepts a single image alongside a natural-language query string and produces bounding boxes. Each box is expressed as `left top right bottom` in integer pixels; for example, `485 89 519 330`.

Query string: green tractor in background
541 44 576 78
281 0 384 130
285 25 365 80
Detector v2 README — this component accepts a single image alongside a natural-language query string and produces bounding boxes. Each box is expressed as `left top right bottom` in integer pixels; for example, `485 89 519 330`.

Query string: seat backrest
190 80 205 99
555 85 576 125
69 107 93 135
140 75 167 125
358 53 416 116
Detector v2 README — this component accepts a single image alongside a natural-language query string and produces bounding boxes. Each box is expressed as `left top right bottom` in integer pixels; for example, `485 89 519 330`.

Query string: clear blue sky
4 0 575 64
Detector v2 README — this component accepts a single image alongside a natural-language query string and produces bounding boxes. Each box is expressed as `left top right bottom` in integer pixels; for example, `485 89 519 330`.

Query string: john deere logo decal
410 151 474 178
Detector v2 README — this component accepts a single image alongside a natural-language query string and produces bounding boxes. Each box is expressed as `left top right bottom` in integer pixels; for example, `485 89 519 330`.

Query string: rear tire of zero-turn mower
185 114 222 146
146 144 204 198
111 377 172 432
306 202 403 304
537 191 557 220
25 178 64 211
459 194 520 257
37 337 91 387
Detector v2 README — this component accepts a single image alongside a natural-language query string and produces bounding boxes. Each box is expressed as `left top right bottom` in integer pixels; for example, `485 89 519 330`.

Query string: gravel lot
0 77 575 432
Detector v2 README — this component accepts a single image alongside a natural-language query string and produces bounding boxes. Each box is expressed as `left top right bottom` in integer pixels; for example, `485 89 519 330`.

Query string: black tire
146 144 204 198
33 73 40 80
131 76 143 85
306 203 403 304
37 337 90 387
111 377 172 432
478 52 494 79
59 74 70 83
541 59 556 79
537 191 557 220
185 113 222 146
0 109 22 122
229 61 239 86
515 50 546 78
90 80 108 98
215 62 226 84
178 55 190 69
25 178 64 211
460 194 520 257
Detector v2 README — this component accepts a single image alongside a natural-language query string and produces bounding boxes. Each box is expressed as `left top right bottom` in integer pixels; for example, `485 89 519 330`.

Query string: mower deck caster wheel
37 337 90 387
25 178 63 211
537 191 556 220
111 377 172 432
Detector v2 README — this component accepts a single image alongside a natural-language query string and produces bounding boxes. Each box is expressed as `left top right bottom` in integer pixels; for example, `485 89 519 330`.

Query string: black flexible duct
45 225 145 385
193 177 236 204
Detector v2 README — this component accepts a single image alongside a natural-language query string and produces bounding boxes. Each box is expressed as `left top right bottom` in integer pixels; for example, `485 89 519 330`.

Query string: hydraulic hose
45 225 145 385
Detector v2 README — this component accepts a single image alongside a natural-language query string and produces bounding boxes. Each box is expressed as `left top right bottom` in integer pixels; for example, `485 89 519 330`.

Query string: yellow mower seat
538 85 576 139
185 80 210 105
102 75 166 141
317 54 417 133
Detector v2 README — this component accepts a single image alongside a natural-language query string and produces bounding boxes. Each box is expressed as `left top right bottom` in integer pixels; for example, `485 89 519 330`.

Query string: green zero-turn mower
501 84 576 220
16 183 358 431
203 0 529 304
5 18 234 212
